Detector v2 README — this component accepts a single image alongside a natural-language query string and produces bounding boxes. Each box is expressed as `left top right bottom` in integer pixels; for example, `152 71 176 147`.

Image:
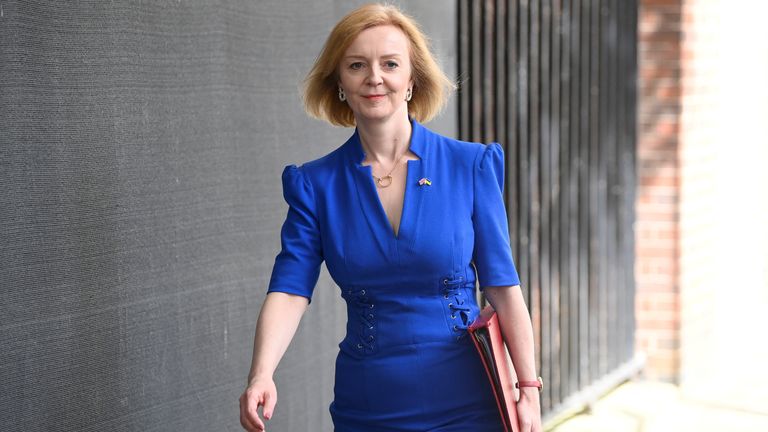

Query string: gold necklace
372 151 407 188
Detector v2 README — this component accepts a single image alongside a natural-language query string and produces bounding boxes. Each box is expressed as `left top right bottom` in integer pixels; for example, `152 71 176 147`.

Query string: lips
363 94 386 99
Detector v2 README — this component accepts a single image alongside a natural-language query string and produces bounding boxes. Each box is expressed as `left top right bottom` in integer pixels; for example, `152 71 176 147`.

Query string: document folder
468 305 519 432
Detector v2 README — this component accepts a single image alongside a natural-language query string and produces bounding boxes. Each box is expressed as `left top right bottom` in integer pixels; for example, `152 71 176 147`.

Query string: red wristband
515 377 543 392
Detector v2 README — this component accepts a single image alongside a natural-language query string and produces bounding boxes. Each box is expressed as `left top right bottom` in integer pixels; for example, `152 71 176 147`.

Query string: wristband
515 377 543 392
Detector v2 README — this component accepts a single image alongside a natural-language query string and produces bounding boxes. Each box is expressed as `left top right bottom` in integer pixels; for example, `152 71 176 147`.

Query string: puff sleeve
266 165 324 302
472 143 521 289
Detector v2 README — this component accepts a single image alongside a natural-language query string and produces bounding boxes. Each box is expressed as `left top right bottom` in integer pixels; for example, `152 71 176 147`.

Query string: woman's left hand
516 387 542 432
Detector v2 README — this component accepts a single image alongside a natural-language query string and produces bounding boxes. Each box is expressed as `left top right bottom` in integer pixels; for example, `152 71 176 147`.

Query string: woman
239 4 542 432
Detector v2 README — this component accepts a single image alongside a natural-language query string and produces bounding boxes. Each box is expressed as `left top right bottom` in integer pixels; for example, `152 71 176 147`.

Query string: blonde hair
303 3 455 127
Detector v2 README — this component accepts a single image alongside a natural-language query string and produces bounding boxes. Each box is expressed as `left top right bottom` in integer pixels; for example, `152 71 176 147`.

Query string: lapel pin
418 177 432 186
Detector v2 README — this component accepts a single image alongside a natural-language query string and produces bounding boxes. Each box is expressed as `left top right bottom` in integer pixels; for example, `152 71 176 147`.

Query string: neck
356 113 413 164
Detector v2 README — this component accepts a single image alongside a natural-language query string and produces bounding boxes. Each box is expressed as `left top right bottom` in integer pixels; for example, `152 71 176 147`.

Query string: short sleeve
472 143 521 288
266 165 324 302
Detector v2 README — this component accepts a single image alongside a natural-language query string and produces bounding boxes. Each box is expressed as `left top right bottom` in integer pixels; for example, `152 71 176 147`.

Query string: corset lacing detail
442 276 471 340
350 289 376 353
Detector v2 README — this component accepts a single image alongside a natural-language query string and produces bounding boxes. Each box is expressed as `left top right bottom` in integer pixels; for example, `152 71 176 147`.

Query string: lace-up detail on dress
441 275 471 340
348 288 377 354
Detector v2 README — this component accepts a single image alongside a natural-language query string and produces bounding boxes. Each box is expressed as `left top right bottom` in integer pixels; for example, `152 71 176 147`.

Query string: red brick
640 174 679 188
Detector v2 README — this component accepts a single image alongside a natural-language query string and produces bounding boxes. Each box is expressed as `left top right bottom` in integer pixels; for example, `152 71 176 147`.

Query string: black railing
458 0 640 420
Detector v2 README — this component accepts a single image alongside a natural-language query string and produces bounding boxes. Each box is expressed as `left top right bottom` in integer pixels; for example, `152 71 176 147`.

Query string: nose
365 65 383 86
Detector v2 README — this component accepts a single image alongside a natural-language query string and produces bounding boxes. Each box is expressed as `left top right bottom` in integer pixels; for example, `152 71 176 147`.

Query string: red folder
468 305 519 432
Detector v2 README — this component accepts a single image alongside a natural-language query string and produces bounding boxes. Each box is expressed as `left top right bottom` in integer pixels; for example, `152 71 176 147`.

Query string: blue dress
267 119 520 431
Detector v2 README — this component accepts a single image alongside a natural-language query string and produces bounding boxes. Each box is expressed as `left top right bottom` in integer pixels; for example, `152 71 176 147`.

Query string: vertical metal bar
603 0 619 372
506 0 520 264
471 1 483 142
457 0 639 414
625 0 639 362
527 0 543 385
496 0 507 147
586 0 606 381
558 0 576 398
568 0 583 392
517 0 531 300
559 0 576 397
458 0 470 140
577 0 591 388
548 0 563 406
538 0 553 412
483 0 496 142
600 0 612 373
612 0 623 368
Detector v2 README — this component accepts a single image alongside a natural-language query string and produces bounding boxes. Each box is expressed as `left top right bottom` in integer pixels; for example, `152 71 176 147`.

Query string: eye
384 61 399 70
349 62 364 70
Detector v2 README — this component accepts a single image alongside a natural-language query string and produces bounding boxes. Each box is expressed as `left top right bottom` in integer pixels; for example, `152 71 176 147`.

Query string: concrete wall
0 1 456 431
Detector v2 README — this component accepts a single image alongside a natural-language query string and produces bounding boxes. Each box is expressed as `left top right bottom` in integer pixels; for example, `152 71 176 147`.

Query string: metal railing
458 0 641 420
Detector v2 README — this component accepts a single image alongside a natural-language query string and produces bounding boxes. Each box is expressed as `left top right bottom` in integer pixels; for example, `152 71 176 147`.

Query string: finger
248 396 266 431
240 410 259 432
242 391 266 431
262 390 277 420
239 395 260 432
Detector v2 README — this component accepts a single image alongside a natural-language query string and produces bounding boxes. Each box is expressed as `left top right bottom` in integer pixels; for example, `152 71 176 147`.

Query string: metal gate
458 0 641 421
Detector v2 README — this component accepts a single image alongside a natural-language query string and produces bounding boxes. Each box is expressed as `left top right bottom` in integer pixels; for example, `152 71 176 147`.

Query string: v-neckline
364 159 416 239
349 120 428 244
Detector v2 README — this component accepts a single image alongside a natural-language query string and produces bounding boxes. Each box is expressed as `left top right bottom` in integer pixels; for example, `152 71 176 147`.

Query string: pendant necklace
372 150 406 188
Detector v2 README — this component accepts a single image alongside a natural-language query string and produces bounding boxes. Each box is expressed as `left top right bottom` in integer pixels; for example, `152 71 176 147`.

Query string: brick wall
636 0 683 382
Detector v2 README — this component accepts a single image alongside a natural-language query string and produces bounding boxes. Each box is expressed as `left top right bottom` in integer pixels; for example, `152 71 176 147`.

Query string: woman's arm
484 285 542 432
239 292 309 432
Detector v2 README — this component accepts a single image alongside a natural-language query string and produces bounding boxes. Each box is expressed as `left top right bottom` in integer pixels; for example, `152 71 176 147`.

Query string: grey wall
0 1 455 431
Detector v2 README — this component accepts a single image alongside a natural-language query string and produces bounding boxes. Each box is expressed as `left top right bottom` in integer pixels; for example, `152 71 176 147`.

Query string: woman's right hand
239 293 308 431
239 376 277 431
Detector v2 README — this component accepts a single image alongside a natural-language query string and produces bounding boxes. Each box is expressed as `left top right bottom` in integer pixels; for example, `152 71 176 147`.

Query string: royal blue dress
267 119 520 431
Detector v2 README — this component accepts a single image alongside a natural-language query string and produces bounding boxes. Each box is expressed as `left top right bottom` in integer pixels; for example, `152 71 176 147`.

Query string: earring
338 87 346 102
405 88 412 102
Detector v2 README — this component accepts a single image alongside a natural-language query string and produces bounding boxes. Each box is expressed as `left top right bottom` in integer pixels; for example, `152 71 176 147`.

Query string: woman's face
338 25 413 124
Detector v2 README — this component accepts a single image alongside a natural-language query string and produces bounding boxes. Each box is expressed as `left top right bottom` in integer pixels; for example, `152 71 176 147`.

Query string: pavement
545 380 768 432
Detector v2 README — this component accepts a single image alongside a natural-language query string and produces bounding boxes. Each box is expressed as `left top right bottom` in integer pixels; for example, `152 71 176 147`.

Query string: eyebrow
343 53 404 60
